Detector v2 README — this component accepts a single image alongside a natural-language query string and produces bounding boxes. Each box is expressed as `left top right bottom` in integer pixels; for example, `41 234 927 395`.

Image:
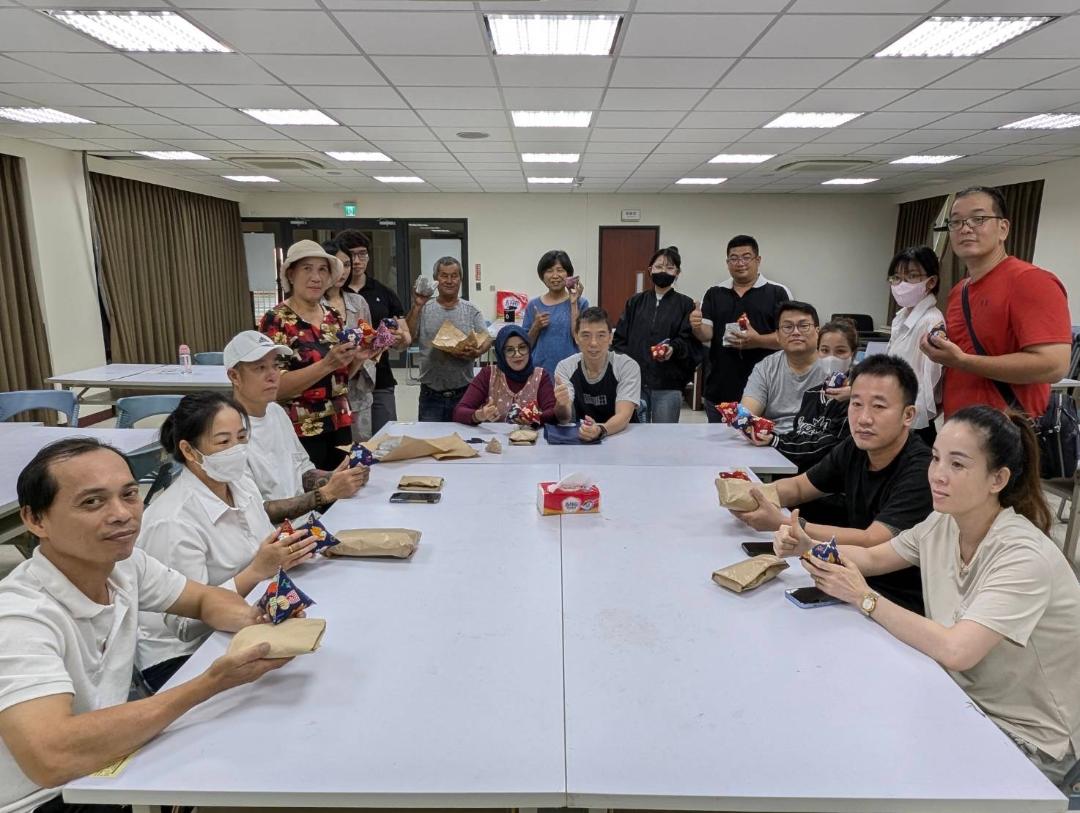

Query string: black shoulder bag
960 281 1079 479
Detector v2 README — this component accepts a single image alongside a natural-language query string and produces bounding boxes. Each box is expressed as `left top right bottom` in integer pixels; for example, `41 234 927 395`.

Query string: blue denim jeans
644 389 683 423
418 384 466 422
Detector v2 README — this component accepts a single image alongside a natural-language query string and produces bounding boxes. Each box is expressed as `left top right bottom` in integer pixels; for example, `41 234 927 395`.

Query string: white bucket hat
279 239 344 293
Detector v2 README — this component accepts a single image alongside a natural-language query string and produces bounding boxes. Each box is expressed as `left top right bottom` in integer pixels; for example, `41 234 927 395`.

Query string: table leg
131 805 154 813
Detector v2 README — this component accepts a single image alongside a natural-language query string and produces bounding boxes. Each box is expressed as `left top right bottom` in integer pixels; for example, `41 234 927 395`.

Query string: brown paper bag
328 528 421 558
509 428 538 445
431 320 487 355
397 475 444 491
712 555 789 593
361 433 479 462
715 478 780 512
227 618 326 657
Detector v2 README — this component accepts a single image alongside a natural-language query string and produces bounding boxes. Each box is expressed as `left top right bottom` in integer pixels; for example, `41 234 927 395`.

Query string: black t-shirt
773 386 849 472
349 276 405 390
569 362 639 425
700 280 790 403
806 433 932 614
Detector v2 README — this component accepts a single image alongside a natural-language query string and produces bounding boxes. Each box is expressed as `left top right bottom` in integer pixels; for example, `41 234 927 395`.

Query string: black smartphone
785 586 842 609
389 491 441 504
741 541 775 557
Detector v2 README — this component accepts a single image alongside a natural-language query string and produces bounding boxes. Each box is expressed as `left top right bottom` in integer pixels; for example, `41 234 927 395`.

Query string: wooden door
598 226 660 323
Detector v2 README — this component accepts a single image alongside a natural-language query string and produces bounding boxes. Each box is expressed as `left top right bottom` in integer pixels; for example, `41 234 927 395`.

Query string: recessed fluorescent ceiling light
765 112 862 128
1000 113 1080 129
522 153 580 163
374 176 425 183
136 150 209 160
223 175 278 182
676 178 727 185
42 10 230 52
512 110 592 128
0 107 92 124
891 154 963 164
875 16 1052 58
326 151 391 162
241 109 337 126
708 153 775 164
487 13 621 56
527 177 575 184
822 178 878 185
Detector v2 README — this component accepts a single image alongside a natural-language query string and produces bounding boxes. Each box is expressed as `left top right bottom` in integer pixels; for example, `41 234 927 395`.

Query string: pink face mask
891 280 929 309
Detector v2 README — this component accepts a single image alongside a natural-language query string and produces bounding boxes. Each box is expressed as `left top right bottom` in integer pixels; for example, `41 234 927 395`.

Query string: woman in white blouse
779 406 1080 790
136 392 316 690
885 246 944 446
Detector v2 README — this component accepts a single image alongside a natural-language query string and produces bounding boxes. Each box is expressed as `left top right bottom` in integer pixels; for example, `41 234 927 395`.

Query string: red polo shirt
943 256 1071 418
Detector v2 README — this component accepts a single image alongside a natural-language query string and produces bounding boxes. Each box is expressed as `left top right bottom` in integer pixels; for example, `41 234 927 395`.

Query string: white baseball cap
223 330 294 370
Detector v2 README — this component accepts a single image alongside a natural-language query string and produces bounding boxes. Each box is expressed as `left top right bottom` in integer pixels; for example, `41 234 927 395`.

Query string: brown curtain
888 195 948 321
940 179 1045 297
0 154 53 392
89 173 250 363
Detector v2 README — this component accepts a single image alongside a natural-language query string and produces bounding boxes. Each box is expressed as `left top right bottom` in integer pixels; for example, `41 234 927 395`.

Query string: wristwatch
597 424 609 440
860 591 879 617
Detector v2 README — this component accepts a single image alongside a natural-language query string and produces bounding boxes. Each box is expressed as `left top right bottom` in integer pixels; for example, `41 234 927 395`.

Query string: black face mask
651 272 677 289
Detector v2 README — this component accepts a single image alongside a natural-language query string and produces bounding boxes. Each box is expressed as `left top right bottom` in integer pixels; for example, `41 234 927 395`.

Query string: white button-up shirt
0 548 185 813
136 466 273 670
887 293 944 430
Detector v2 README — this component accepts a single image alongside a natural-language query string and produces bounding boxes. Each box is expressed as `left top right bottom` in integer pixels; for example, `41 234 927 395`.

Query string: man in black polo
691 234 791 421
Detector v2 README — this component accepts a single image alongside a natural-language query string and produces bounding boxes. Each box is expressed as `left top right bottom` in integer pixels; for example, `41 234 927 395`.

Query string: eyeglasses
503 345 529 357
726 254 757 266
651 263 677 272
934 215 1005 232
779 322 815 335
888 271 928 284
350 249 369 260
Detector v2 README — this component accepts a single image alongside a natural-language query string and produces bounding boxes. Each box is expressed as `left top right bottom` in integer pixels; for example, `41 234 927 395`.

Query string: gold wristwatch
860 591 879 617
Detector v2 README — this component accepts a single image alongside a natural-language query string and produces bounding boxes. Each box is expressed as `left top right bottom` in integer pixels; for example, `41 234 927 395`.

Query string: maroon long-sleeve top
452 365 558 425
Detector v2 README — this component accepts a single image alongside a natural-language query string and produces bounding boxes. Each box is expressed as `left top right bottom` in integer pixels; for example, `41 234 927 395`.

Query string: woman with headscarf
452 325 557 425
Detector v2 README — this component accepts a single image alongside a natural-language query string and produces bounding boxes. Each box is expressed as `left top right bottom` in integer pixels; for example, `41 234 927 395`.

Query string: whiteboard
243 233 278 291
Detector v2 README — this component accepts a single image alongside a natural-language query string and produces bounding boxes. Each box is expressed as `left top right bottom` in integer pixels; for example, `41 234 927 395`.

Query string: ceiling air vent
228 156 327 171
775 159 875 173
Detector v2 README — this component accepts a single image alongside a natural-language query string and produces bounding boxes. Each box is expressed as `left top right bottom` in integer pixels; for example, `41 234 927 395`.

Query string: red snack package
744 415 775 442
650 339 671 360
737 313 750 332
717 470 751 481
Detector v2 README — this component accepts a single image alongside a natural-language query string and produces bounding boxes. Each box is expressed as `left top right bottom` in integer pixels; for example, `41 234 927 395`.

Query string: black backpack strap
960 281 1025 413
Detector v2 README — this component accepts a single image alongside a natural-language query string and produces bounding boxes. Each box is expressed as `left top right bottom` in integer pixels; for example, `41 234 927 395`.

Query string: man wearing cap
225 331 369 523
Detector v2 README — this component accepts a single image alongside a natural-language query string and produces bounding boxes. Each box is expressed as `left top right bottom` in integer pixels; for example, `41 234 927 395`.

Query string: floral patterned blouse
259 302 353 438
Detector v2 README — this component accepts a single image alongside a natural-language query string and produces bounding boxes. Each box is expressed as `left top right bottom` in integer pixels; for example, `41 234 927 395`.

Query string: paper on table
227 618 326 658
329 528 421 559
91 752 137 778
712 555 789 593
397 475 444 491
509 428 538 445
714 478 780 512
361 433 478 462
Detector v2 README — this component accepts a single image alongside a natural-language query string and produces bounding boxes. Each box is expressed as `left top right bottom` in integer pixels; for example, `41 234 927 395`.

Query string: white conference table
64 462 1065 812
49 363 231 400
0 424 161 518
376 420 798 475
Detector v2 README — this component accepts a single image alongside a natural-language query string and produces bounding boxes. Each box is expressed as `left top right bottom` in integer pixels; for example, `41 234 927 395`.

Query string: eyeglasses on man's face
779 321 815 335
726 253 757 266
350 249 369 261
935 215 1005 232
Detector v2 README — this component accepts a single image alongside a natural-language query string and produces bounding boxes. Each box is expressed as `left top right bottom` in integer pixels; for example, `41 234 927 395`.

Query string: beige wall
242 191 898 326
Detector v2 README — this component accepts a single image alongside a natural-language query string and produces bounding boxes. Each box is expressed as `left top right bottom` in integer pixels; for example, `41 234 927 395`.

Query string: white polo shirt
246 402 316 501
0 548 186 813
136 466 274 670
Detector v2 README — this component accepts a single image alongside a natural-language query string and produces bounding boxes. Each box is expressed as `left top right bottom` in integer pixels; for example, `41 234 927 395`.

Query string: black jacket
772 386 849 472
613 288 702 391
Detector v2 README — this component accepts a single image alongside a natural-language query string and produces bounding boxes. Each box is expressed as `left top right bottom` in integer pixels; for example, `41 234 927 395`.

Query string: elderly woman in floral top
259 240 373 468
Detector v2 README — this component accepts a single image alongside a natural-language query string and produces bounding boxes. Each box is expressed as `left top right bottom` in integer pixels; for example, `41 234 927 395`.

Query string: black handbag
960 281 1079 479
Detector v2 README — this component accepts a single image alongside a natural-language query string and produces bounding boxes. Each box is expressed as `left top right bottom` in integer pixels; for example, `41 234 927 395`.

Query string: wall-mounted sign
621 208 641 222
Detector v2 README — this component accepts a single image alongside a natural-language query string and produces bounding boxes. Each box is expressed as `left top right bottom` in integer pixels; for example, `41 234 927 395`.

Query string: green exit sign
343 202 357 217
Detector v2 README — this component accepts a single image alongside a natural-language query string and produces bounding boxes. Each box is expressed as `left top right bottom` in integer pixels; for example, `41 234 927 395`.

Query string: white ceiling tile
300 139 376 150
250 55 384 86
583 142 652 154
621 14 773 57
89 83 219 106
297 85 405 108
920 111 1023 128
664 127 750 142
328 108 422 126
170 0 321 8
268 124 350 139
373 57 495 87
986 15 1080 59
399 86 501 109
951 128 1052 143
601 88 706 111
3 82 123 106
938 0 1080 12
679 111 773 128
609 57 733 88
147 106 250 124
829 58 972 89
719 58 855 88
0 56 63 83
513 129 590 144
792 87 908 112
846 111 945 129
884 89 1003 112
334 11 487 56
192 84 311 107
86 139 171 149
185 10 358 54
886 128 974 142
64 106 176 125
385 148 451 158
590 127 670 142
356 125 438 141
596 110 684 128
788 141 876 154
0 9 109 51
36 138 109 149
449 140 518 153
932 59 1079 90
117 123 216 139
650 142 718 154
132 54 277 85
790 0 938 8
419 109 506 127
197 124 293 139
1029 67 1080 91
496 56 612 88
503 87 604 109
736 128 821 142
813 127 907 143
749 15 919 58
158 139 238 151
400 161 463 170
696 88 807 112
31 123 133 139
971 89 1080 113
227 138 302 148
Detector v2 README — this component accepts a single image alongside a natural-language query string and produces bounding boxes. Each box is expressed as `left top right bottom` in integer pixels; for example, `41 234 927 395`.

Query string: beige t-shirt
891 508 1080 760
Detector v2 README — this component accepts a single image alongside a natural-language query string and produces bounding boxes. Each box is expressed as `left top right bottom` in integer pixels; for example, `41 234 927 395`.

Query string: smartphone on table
389 491 441 504
785 586 842 609
741 541 775 557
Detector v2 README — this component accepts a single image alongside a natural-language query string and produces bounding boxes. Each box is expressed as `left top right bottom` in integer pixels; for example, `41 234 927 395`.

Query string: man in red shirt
920 185 1071 418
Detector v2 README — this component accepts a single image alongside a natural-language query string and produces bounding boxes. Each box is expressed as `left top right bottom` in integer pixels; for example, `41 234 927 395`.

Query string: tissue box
537 482 601 515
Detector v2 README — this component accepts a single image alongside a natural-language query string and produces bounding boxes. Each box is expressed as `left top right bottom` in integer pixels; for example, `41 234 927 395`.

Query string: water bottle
178 344 192 375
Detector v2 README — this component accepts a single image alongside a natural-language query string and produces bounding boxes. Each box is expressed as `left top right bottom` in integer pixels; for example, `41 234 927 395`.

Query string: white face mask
819 355 852 378
890 280 929 309
194 443 249 484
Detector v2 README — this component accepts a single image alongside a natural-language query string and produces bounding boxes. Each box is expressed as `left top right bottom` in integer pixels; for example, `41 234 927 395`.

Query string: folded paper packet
359 433 478 462
431 320 488 355
509 428 538 445
227 617 326 658
397 475 444 491
712 554 789 593
715 478 781 512
327 528 421 558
